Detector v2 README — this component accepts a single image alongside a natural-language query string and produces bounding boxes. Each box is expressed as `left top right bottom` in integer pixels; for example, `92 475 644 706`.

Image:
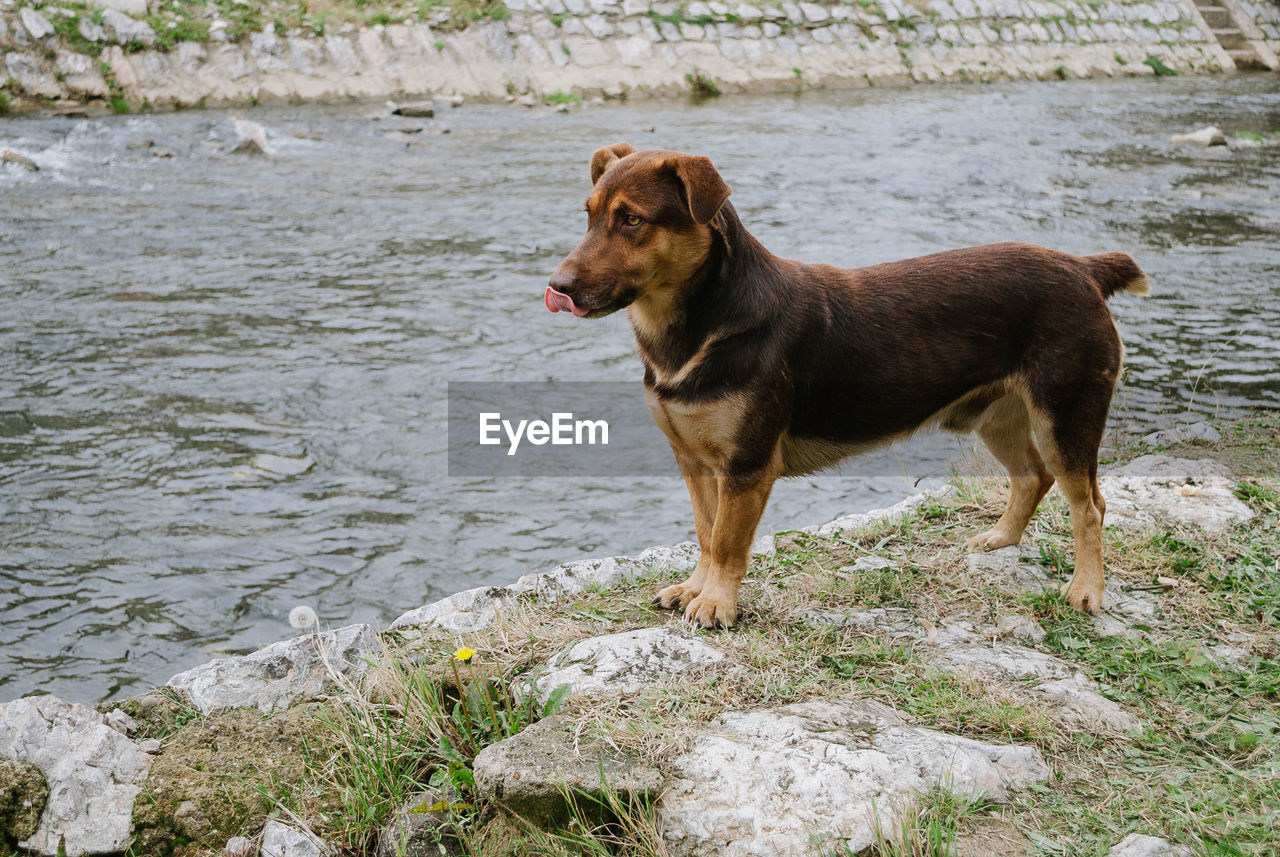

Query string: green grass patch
1143 55 1178 76
543 90 582 106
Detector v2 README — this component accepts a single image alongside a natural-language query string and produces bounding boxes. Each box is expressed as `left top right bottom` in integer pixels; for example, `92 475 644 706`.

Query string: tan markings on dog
627 225 717 343
779 434 877 478
646 390 753 467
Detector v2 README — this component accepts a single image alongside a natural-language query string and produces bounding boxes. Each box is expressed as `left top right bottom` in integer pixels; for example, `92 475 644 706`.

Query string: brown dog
547 143 1147 628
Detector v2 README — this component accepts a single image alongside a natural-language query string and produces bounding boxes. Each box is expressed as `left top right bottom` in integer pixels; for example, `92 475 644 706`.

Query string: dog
546 143 1147 628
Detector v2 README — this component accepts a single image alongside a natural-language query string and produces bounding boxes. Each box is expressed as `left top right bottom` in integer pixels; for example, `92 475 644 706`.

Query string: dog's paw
682 592 738 629
653 581 702 610
1060 580 1103 616
966 528 1020 551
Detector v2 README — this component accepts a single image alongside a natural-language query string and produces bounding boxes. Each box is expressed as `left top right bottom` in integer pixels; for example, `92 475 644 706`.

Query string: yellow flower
453 647 476 662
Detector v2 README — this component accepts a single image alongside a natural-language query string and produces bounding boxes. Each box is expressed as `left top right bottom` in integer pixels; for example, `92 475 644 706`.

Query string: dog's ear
673 155 731 225
589 143 637 185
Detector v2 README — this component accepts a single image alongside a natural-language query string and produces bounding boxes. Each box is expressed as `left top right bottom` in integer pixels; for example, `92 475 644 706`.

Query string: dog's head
546 143 731 321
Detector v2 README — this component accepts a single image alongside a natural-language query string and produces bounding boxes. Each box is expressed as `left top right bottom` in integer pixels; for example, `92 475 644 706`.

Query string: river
2 74 1278 703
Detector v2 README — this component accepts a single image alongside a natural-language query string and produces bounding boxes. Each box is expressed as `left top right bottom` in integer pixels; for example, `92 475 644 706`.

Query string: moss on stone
0 759 49 843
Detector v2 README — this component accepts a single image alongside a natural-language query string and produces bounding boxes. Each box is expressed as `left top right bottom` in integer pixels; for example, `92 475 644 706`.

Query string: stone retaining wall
0 0 1266 111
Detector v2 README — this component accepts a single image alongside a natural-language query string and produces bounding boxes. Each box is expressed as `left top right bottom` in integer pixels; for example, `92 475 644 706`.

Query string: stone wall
0 0 1267 111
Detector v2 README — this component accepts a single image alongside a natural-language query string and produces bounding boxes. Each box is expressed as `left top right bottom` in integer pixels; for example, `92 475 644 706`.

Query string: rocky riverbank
0 0 1277 115
3 412 1279 856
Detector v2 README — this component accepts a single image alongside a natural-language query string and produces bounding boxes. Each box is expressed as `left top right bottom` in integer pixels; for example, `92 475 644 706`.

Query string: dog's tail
1086 251 1150 299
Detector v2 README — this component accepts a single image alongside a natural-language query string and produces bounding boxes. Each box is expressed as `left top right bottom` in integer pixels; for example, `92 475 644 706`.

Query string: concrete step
1213 27 1248 48
1228 47 1267 70
1200 6 1233 29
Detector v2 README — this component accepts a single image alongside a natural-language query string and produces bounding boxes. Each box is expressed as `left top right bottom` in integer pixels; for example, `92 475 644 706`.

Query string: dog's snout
548 269 579 295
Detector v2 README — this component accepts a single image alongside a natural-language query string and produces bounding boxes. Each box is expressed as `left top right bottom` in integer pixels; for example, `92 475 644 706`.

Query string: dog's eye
624 214 643 227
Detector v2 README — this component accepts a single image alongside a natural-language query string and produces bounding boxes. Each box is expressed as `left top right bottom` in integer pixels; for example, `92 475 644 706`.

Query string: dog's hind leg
967 393 1055 551
1025 375 1115 616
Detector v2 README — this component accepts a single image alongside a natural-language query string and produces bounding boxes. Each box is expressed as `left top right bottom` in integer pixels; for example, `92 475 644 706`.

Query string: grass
1143 54 1179 76
543 90 582 106
685 72 721 97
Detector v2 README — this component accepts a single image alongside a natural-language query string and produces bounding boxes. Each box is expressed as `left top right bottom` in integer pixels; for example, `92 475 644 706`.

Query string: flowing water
2 75 1278 703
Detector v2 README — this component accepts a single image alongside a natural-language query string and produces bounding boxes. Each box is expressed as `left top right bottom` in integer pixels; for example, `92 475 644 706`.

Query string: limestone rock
1107 833 1194 857
19 7 53 39
390 584 517 632
1142 421 1221 446
224 837 256 857
534 627 724 700
0 759 49 842
3 149 40 171
101 8 156 45
252 453 313 474
375 788 466 856
658 698 1050 856
260 819 332 856
1171 126 1226 146
472 716 663 824
510 541 699 600
84 0 149 14
392 100 436 117
166 623 380 714
0 695 150 857
1100 455 1254 533
802 485 953 539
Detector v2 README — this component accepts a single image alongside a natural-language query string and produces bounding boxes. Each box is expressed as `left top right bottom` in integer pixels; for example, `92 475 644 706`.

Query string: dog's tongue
545 287 589 317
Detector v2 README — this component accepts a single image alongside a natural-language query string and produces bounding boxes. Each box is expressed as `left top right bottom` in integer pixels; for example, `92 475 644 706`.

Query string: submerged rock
658 698 1050 856
534 626 724 700
473 716 663 825
2 149 40 171
166 623 380 714
392 100 436 117
1170 126 1226 146
0 696 149 857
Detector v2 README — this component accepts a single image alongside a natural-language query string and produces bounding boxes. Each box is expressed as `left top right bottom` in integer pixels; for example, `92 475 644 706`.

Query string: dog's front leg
655 459 719 611
681 465 777 629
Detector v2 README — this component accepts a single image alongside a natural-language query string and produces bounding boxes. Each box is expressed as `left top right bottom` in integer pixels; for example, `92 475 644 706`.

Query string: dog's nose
548 269 578 295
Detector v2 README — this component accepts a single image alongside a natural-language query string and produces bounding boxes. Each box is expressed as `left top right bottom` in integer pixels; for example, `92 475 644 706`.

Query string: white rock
658 698 1050 856
84 0 149 14
166 623 380 714
510 541 699 599
0 696 150 857
1100 455 1254 533
803 485 954 539
1170 126 1227 146
77 17 106 41
19 7 53 39
260 819 331 857
252 453 313 474
535 627 723 699
389 584 516 631
100 7 156 45
1107 833 1194 857
1141 421 1222 446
